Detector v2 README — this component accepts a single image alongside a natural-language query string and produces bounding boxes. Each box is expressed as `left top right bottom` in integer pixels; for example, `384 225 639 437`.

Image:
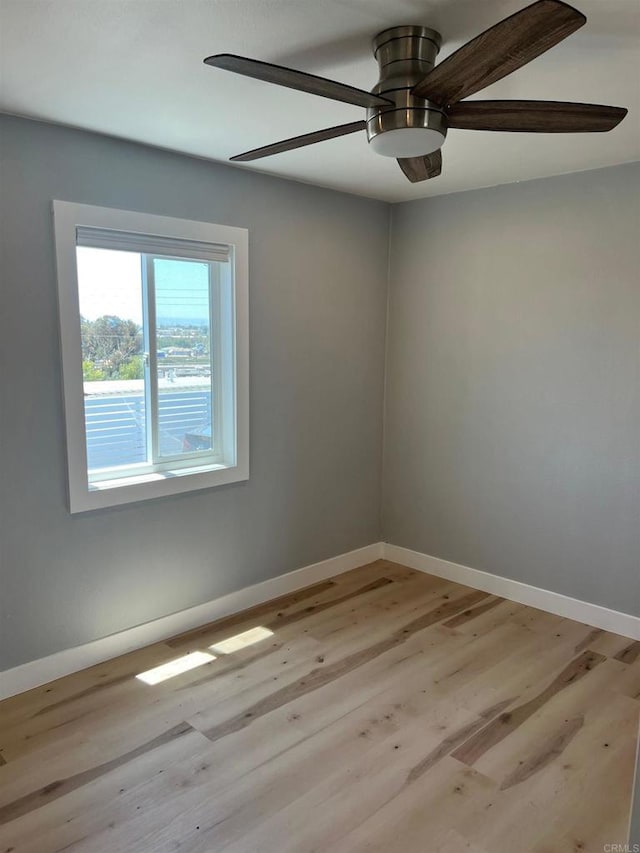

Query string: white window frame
53 201 249 513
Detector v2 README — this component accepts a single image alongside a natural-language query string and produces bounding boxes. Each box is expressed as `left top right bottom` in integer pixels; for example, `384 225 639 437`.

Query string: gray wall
1 113 638 675
383 163 640 617
0 115 389 670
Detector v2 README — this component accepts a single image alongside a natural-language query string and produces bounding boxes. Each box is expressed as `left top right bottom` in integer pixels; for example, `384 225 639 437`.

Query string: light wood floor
1 560 639 853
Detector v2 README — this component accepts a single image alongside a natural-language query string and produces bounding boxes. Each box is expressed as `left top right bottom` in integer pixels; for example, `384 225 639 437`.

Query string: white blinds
76 226 230 263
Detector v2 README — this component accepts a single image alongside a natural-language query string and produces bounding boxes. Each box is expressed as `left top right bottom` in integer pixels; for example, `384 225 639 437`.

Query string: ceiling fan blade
204 54 393 109
412 0 586 106
230 121 366 162
447 101 628 132
397 150 442 183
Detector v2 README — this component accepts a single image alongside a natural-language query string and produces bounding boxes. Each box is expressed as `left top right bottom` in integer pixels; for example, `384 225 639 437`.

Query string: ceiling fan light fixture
368 126 445 158
209 1 628 183
366 104 448 159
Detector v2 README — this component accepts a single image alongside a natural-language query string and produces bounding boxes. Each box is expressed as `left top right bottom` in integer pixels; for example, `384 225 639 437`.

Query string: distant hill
157 316 209 328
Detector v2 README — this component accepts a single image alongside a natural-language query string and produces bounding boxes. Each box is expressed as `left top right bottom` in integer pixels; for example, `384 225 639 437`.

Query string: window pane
76 247 147 471
153 258 214 458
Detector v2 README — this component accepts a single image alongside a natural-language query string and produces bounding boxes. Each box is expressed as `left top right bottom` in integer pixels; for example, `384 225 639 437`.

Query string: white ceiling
1 0 639 202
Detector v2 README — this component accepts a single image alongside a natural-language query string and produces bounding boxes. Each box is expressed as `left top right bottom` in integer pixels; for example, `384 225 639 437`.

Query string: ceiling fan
204 0 627 183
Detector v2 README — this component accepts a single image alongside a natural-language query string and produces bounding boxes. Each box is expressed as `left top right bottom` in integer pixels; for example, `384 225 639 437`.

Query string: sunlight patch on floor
136 650 216 685
209 626 274 654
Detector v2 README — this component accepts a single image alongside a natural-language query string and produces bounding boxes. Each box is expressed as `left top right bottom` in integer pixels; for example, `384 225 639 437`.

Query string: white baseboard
0 542 384 701
383 543 640 641
4 540 638 701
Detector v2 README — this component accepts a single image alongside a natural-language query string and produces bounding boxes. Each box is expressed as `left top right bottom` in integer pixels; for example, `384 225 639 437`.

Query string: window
53 202 248 512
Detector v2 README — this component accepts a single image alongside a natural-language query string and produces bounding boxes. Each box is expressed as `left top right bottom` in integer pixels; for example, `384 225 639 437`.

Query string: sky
76 247 211 325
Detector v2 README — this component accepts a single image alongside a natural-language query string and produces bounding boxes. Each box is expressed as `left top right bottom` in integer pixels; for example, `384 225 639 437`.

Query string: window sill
90 462 227 490
71 461 249 513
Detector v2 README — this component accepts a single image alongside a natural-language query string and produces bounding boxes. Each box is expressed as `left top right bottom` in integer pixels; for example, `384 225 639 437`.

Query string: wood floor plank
200 590 490 744
458 691 639 853
0 574 446 801
135 624 611 851
8 619 523 850
467 656 634 785
325 757 498 853
24 638 504 852
164 560 414 652
0 728 216 853
0 641 177 734
3 600 556 840
441 595 504 629
0 560 636 853
184 574 469 735
452 650 605 767
614 640 640 664
42 667 450 850
586 629 640 660
612 656 640 701
166 563 408 653
0 722 200 827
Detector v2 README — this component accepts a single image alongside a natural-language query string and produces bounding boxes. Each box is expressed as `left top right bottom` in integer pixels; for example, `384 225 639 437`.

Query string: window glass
77 247 146 471
153 257 215 459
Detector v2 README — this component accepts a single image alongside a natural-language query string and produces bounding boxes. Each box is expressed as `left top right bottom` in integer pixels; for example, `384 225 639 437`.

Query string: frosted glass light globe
369 127 445 158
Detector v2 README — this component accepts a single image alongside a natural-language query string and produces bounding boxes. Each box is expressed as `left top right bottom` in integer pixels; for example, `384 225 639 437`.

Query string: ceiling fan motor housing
368 26 447 158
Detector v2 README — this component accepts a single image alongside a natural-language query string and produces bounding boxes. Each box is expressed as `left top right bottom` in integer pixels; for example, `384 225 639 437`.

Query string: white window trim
53 201 249 513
